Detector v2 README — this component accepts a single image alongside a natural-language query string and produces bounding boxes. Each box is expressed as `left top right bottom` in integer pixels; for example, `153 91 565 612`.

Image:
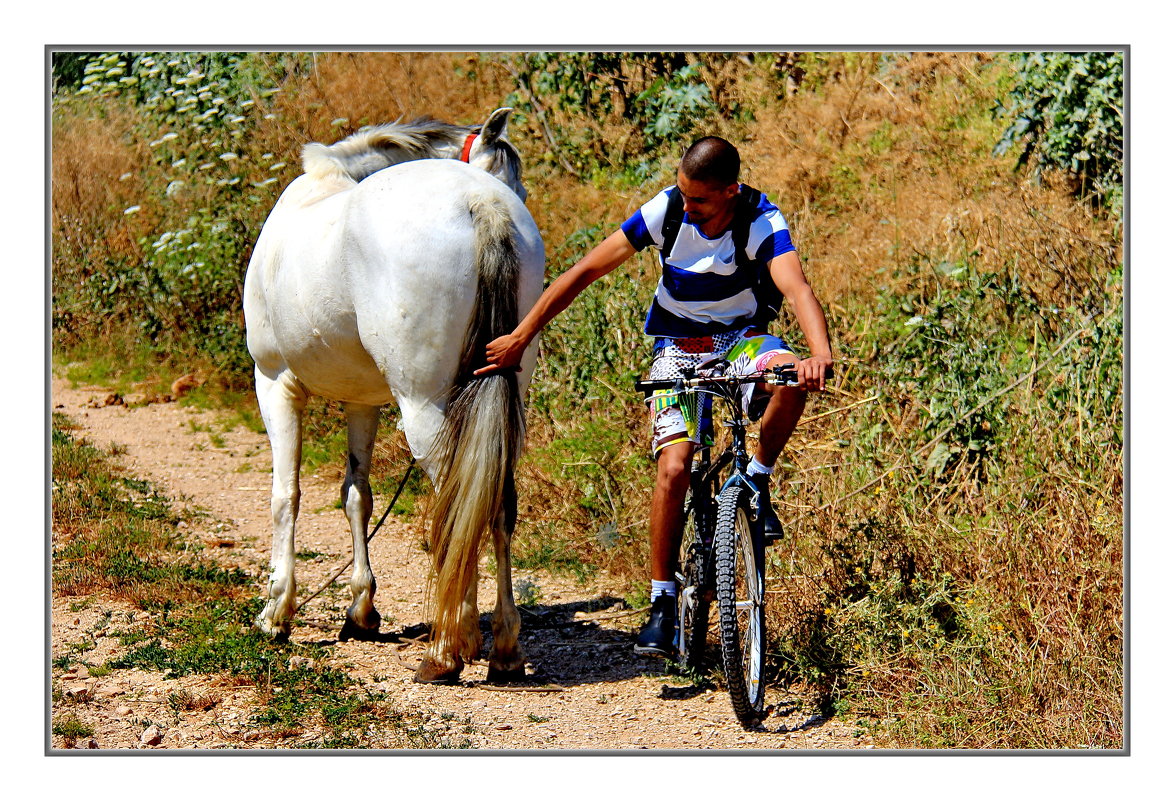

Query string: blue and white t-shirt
620 186 796 337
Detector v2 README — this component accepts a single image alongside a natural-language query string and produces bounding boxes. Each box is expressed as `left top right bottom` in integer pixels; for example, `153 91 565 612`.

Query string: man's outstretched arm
476 230 637 375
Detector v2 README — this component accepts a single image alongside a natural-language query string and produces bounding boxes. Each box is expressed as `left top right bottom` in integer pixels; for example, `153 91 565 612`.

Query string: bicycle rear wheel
677 492 714 670
713 483 766 725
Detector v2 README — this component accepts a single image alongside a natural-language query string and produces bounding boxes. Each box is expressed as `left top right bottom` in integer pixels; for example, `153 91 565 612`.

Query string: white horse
243 109 544 683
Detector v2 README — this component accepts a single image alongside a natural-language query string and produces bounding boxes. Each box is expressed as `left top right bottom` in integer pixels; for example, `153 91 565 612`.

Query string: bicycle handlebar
635 365 801 395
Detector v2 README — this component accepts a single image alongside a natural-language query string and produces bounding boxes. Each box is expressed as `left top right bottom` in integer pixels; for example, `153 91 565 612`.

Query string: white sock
651 580 676 601
748 457 773 476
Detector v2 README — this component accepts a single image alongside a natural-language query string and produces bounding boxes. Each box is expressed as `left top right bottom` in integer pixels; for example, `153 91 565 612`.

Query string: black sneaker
751 473 784 542
634 594 677 658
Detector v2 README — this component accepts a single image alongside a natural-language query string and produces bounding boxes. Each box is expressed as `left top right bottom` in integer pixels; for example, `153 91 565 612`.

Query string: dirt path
50 376 872 751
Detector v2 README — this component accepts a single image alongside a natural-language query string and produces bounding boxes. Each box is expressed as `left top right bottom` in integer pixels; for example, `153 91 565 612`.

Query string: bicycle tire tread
713 484 766 725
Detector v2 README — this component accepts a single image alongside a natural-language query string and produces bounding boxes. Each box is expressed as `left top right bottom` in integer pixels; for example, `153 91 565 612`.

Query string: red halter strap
460 132 478 162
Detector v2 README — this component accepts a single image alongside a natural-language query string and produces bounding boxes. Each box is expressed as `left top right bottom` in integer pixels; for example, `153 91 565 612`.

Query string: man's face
676 170 739 233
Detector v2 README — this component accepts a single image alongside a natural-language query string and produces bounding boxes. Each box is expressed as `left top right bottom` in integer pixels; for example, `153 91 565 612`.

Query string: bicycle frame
636 363 798 649
636 361 811 725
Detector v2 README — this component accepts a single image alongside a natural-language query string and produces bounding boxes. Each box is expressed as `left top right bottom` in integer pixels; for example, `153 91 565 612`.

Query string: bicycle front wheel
713 482 766 725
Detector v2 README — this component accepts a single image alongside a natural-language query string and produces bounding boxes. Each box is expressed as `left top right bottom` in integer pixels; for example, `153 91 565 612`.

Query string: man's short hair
681 137 740 186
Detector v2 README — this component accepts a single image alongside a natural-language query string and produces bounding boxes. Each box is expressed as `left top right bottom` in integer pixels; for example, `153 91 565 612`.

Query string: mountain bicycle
635 360 800 726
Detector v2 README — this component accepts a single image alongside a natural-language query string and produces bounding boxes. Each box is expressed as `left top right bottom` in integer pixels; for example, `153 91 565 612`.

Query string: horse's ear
480 107 513 144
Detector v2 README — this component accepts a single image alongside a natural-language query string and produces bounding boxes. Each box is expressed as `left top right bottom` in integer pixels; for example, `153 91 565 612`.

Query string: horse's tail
425 190 524 666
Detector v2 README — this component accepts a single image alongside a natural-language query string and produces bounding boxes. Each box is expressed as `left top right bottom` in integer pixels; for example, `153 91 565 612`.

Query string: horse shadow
307 595 672 688
504 595 665 687
300 595 724 693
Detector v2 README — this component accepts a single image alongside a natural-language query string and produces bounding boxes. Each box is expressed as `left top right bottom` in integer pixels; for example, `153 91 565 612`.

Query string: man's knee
655 443 693 488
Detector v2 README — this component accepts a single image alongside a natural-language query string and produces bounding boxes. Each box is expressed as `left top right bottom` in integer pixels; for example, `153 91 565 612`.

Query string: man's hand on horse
474 333 527 376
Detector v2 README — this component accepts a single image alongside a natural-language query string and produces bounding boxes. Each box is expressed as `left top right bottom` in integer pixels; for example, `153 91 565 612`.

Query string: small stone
141 725 163 746
75 666 91 679
85 739 99 749
115 706 133 716
65 684 91 702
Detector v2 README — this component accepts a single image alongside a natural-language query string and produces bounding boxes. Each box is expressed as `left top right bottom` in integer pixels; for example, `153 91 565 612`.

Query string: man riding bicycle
477 136 834 657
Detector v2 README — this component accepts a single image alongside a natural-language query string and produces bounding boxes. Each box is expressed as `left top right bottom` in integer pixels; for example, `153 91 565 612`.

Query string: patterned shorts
646 327 795 456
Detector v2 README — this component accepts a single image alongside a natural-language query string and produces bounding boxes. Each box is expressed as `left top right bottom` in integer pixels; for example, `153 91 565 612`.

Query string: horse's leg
487 476 526 682
457 576 482 663
338 403 382 641
255 370 308 640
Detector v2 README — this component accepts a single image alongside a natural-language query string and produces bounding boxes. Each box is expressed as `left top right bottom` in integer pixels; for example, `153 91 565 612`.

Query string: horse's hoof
338 616 381 642
485 665 528 684
255 617 290 643
414 656 463 684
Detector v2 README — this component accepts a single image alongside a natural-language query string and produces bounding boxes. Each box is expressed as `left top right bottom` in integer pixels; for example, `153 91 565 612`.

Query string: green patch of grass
513 539 597 584
52 414 254 606
107 598 441 747
58 339 165 394
52 714 94 746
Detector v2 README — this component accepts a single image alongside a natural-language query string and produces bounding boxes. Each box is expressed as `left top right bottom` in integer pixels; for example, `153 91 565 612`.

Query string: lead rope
294 457 417 615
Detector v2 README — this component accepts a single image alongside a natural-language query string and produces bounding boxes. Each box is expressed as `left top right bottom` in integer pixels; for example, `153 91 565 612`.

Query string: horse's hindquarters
343 161 544 410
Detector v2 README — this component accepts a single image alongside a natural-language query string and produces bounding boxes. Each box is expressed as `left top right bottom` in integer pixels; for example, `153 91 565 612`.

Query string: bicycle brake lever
767 364 799 386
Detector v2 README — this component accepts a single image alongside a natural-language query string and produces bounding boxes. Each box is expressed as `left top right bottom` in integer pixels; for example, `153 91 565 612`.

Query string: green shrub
995 51 1123 213
499 52 726 182
52 52 312 378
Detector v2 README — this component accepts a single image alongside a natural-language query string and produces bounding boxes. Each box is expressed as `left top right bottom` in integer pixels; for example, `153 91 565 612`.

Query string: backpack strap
730 186 762 268
660 187 685 264
732 186 783 329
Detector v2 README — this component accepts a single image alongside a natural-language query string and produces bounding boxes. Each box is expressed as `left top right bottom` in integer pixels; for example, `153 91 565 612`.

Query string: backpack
659 185 784 330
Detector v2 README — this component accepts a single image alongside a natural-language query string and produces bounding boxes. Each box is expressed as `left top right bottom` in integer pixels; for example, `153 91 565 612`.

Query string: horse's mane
301 117 473 183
